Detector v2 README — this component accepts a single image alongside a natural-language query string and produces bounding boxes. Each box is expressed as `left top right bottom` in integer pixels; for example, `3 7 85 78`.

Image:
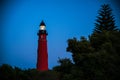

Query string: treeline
0 64 59 80
0 4 120 80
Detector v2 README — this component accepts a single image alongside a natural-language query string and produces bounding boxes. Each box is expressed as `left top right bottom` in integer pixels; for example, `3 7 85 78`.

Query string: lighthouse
37 21 48 71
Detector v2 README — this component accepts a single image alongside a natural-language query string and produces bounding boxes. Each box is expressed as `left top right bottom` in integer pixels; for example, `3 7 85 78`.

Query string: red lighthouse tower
37 21 48 71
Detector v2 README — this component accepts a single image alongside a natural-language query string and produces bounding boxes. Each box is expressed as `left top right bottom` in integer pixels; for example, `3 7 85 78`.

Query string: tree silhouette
90 4 120 50
67 37 94 65
94 4 118 33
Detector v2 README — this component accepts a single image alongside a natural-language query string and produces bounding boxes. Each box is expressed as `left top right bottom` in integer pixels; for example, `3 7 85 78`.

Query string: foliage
0 64 59 80
94 4 118 33
53 58 73 80
53 4 120 80
67 36 94 65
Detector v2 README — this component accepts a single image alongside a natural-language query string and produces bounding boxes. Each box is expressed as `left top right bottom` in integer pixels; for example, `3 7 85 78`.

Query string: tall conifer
94 4 117 33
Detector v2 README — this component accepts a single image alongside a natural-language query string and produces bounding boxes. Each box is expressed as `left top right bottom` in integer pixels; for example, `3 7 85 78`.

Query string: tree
90 4 120 51
94 4 118 33
67 37 94 65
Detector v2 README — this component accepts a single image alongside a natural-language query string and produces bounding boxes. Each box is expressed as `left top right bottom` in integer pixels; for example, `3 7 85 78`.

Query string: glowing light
40 25 45 30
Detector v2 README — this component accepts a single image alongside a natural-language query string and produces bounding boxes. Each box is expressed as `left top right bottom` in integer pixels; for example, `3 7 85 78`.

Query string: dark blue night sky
1 0 120 69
